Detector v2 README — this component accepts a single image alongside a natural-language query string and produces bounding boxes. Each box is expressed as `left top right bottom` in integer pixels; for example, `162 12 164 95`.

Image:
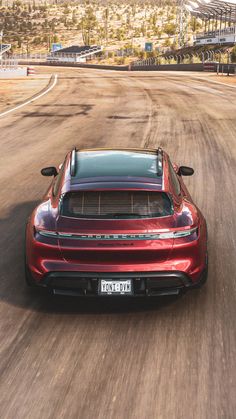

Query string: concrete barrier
19 61 129 71
204 63 215 72
0 67 27 78
131 63 204 72
17 60 236 74
131 62 236 74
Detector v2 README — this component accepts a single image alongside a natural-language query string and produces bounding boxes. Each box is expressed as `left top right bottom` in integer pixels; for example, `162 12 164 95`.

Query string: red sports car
25 148 208 296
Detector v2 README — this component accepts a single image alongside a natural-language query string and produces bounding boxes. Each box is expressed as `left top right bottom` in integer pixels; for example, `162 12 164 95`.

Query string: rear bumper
31 268 208 296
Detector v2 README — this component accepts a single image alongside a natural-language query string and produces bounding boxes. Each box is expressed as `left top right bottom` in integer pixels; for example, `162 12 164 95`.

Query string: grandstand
47 45 102 63
163 42 231 62
0 43 25 78
132 0 236 68
185 0 236 45
0 44 11 59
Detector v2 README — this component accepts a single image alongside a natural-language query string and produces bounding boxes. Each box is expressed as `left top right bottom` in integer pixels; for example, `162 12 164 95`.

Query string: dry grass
0 74 50 113
210 73 236 86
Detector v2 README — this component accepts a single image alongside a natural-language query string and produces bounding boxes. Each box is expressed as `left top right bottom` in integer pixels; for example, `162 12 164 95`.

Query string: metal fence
0 59 19 68
133 50 236 68
131 60 236 74
0 59 27 78
11 53 47 60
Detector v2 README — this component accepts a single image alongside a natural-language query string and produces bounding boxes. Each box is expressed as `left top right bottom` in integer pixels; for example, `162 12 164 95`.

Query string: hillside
0 0 203 63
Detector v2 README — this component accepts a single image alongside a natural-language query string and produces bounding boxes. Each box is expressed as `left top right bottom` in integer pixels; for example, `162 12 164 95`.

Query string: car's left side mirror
41 167 58 177
177 166 194 176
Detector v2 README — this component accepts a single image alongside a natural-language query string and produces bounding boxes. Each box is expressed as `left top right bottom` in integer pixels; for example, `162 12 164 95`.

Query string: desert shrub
231 46 236 63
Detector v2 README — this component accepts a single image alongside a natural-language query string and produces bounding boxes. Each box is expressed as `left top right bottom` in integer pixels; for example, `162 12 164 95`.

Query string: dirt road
0 68 235 419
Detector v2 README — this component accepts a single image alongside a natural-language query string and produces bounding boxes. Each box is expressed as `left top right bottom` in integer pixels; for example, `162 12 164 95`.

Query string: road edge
0 73 58 118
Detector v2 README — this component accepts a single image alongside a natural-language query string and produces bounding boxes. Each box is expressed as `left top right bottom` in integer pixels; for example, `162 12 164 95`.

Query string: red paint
25 149 207 293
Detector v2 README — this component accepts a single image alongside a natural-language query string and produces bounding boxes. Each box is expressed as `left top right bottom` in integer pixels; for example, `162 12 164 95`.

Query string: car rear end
28 188 207 297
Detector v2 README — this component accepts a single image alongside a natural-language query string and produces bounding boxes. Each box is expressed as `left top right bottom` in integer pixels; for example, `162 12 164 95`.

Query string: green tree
63 5 70 15
16 36 22 48
80 7 97 45
72 10 77 26
231 46 236 63
53 34 59 43
33 36 41 45
141 23 146 36
103 7 109 45
163 23 177 36
163 38 171 47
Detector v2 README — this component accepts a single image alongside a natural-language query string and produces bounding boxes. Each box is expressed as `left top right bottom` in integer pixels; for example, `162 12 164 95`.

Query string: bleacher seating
164 43 232 60
47 45 102 63
53 46 99 55
0 44 11 56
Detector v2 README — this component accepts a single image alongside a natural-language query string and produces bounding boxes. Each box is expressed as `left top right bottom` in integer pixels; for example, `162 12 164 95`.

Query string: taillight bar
35 227 198 240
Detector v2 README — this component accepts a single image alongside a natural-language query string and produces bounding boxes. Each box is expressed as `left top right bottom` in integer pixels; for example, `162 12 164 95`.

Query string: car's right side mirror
41 167 58 177
177 166 194 176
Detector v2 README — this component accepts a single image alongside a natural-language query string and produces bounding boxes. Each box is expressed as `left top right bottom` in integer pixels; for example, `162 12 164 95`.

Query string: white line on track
0 73 58 118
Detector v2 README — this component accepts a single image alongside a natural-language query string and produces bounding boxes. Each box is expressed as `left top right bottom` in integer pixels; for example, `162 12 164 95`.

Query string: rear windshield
61 191 173 219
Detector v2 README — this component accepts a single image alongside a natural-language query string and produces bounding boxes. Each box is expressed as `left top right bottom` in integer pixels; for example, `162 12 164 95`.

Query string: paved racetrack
0 68 235 419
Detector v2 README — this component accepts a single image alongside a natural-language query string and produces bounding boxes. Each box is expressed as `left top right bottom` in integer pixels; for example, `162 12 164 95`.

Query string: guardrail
131 62 205 71
16 59 236 74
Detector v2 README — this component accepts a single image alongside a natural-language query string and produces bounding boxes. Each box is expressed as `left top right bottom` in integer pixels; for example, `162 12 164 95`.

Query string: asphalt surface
0 68 235 419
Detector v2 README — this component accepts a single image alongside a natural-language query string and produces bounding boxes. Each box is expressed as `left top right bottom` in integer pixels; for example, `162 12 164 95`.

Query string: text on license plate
100 279 132 295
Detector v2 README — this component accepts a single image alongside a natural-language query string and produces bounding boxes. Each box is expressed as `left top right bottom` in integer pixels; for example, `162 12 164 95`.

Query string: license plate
99 279 133 295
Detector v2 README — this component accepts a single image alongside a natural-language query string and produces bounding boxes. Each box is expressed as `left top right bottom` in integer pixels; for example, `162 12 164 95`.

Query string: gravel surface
0 67 235 419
